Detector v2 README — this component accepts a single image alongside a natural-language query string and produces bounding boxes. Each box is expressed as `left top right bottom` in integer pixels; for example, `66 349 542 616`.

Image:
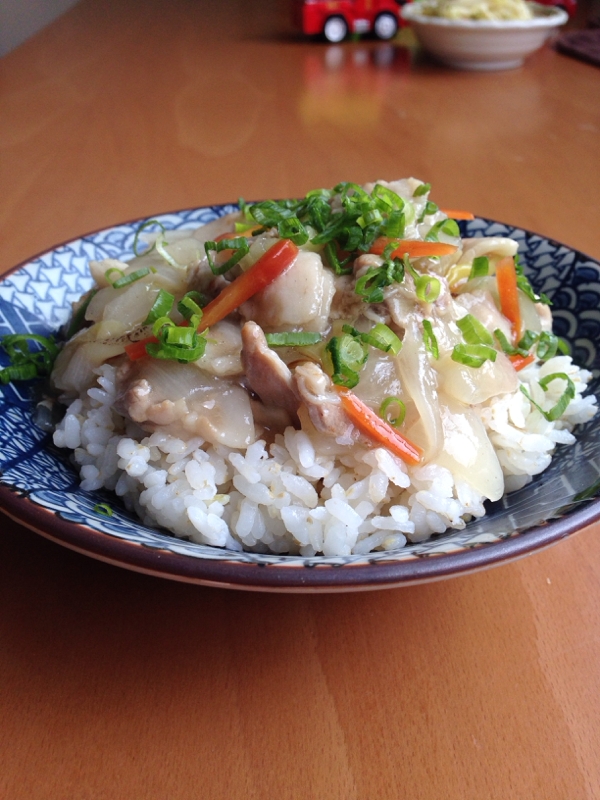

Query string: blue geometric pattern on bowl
1 207 599 570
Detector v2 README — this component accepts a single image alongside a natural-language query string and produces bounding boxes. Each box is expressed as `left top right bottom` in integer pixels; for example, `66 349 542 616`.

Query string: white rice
52 358 597 556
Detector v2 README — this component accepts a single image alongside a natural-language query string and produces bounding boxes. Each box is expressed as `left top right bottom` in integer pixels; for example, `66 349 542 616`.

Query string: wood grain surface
1 0 600 797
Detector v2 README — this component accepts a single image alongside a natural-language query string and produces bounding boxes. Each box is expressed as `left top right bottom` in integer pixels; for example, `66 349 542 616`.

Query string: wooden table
1 1 600 797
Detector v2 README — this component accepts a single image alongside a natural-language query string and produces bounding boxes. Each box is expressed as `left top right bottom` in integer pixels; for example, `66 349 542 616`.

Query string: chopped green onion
143 289 175 325
104 266 125 283
94 503 113 517
359 323 402 355
66 289 98 339
278 216 309 246
146 339 206 362
494 328 527 356
341 224 365 253
379 396 406 428
514 255 551 306
355 256 405 304
324 242 352 275
520 372 575 421
156 236 184 268
305 196 331 233
310 213 354 247
146 313 208 362
249 199 297 229
422 320 439 359
152 316 175 338
326 333 368 388
534 331 557 361
205 237 250 275
456 314 494 347
469 256 489 279
336 182 371 204
112 267 151 289
234 221 256 233
372 184 405 211
305 188 332 200
265 331 323 347
415 274 441 303
165 326 196 347
238 197 251 218
132 219 166 257
384 209 405 239
0 333 59 360
498 329 570 362
418 201 439 223
341 324 361 339
0 333 60 384
0 363 39 383
355 268 387 304
535 331 567 361
357 208 384 229
451 343 497 368
425 219 460 242
413 183 431 197
404 259 441 304
517 329 539 351
177 291 206 320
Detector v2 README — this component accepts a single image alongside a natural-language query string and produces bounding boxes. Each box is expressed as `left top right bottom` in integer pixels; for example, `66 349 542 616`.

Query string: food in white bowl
401 1 568 70
417 0 535 20
7 179 595 559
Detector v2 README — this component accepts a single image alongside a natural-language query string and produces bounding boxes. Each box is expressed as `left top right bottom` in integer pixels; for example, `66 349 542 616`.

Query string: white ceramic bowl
401 3 568 70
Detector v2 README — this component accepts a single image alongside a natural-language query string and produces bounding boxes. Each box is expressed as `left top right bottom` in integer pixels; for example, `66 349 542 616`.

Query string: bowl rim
2 482 599 591
401 2 568 28
1 208 599 592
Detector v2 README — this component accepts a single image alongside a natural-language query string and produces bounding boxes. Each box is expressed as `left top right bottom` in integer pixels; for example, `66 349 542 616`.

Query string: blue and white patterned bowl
1 205 599 592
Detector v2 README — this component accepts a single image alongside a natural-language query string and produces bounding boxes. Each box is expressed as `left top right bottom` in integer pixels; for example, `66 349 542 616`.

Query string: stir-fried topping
2 179 582 475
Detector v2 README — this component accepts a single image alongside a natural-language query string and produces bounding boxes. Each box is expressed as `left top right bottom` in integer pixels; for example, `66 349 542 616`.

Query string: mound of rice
53 355 597 557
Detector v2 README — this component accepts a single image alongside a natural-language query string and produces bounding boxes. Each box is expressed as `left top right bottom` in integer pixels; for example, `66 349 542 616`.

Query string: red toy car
299 0 406 42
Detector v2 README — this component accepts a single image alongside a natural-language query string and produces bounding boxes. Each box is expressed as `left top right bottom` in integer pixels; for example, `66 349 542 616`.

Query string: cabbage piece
435 393 504 502
87 279 160 329
86 265 188 330
129 234 203 271
457 237 519 265
394 314 443 460
437 349 518 405
191 211 243 246
52 321 128 392
353 351 405 411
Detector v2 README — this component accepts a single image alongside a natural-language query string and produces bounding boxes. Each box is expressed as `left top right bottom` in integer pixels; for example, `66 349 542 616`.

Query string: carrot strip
214 231 236 242
495 256 521 340
198 239 298 332
509 353 535 371
440 209 475 220
125 239 299 360
125 338 157 360
370 237 457 259
337 388 422 467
